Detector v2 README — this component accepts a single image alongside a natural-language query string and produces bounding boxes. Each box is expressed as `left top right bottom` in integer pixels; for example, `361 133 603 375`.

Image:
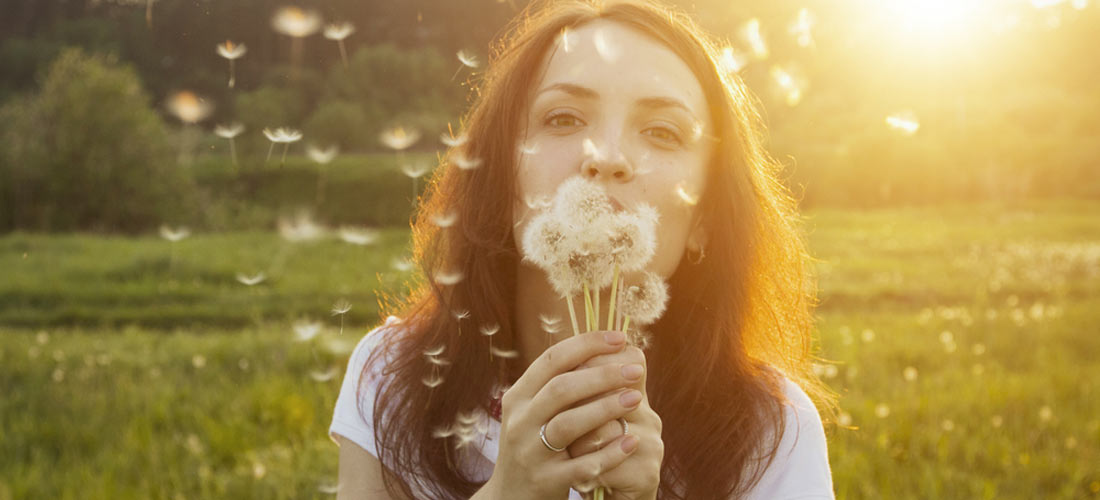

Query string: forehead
531 19 707 119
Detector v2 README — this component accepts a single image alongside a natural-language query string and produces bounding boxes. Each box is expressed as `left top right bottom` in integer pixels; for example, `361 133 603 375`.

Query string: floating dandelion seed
380 126 421 151
886 111 920 135
520 141 541 155
972 343 986 356
874 403 890 418
317 481 340 494
293 319 322 342
165 91 213 124
770 65 806 106
742 18 769 59
159 225 190 242
674 182 699 206
788 8 816 48
214 123 244 167
401 161 431 179
277 211 324 242
822 364 838 379
453 151 483 170
718 46 749 74
903 366 919 382
582 137 605 161
323 22 355 69
452 309 470 321
1039 406 1053 422
434 271 464 286
991 415 1004 428
480 323 501 360
272 6 322 37
307 144 338 164
192 354 207 369
215 40 247 88
838 411 853 427
457 49 480 68
422 373 445 388
524 194 552 210
52 367 64 382
423 344 445 357
861 328 875 343
489 346 519 359
310 367 338 382
941 419 956 432
236 272 266 286
331 299 352 335
263 127 303 167
425 354 451 366
391 257 413 272
431 212 458 228
440 131 468 147
337 226 378 246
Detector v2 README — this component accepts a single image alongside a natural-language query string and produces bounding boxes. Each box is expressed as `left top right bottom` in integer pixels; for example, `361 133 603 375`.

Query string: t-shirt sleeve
328 320 399 457
743 377 835 500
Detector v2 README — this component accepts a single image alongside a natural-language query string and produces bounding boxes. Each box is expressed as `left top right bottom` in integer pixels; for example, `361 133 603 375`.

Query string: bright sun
872 0 995 48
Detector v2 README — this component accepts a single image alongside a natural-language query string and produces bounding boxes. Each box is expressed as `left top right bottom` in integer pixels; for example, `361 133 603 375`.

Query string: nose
580 150 634 183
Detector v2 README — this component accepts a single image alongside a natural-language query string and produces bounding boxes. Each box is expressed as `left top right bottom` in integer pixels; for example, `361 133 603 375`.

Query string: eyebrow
535 82 698 120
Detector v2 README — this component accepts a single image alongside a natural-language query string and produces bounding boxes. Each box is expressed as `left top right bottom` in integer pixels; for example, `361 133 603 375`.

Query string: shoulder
347 316 407 375
743 374 835 500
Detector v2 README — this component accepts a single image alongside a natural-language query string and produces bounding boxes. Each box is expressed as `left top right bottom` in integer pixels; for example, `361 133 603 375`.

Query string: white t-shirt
329 319 835 499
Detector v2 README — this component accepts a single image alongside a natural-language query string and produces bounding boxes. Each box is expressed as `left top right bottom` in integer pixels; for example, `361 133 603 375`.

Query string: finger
547 387 640 455
506 330 626 403
574 345 648 394
568 407 633 457
530 361 644 424
555 433 638 494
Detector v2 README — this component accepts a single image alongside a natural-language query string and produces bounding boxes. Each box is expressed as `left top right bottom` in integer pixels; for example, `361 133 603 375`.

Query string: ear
687 217 708 252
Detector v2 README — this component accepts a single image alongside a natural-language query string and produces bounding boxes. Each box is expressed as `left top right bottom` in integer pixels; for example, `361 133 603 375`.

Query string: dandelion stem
228 59 236 88
265 142 275 165
593 283 600 329
606 264 620 330
616 276 624 331
338 40 349 70
229 137 238 167
280 143 290 167
566 295 580 337
583 282 594 332
622 316 631 334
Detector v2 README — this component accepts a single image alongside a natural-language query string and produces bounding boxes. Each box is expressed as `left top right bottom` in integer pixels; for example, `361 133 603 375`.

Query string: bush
0 47 198 233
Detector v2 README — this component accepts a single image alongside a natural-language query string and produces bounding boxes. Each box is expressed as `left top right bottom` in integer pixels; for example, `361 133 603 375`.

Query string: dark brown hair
359 0 838 498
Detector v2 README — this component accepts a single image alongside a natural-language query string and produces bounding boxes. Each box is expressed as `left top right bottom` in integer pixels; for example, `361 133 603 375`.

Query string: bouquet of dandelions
522 176 669 500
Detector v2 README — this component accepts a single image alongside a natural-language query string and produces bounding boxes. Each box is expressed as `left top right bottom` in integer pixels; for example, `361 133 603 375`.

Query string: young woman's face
513 19 713 279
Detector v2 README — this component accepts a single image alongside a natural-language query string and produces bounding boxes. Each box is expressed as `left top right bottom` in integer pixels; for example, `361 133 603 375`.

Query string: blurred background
0 0 1097 498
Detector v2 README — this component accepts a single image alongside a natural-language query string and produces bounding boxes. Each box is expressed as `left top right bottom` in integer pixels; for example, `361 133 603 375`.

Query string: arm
335 434 500 500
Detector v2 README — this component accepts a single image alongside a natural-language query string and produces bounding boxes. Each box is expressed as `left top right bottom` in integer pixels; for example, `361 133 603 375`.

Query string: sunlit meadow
1 0 1098 498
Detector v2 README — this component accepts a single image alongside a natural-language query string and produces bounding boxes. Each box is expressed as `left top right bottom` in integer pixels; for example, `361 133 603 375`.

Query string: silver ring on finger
540 422 566 452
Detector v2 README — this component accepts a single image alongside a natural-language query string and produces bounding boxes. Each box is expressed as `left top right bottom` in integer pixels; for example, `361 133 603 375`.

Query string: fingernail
604 331 625 345
621 364 643 380
620 389 642 407
621 434 638 453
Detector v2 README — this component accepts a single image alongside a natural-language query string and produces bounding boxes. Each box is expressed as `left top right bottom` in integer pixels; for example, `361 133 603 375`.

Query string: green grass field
1 199 1098 499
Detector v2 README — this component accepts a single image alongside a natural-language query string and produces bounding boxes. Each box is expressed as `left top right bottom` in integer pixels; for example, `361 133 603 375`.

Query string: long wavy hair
358 0 839 498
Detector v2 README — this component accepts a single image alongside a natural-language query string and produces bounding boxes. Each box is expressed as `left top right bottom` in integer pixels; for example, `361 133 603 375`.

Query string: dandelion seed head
452 151 483 170
620 271 669 326
552 176 613 225
278 211 324 242
236 272 266 286
422 373 445 388
606 205 658 272
456 49 480 68
323 22 355 40
307 144 338 164
401 161 432 179
310 367 338 382
520 216 568 269
331 299 352 316
263 127 303 143
272 6 322 38
431 212 458 228
379 126 420 151
214 122 245 139
159 224 191 242
216 40 247 59
435 271 465 286
338 226 378 246
489 346 519 359
293 319 323 342
166 91 213 124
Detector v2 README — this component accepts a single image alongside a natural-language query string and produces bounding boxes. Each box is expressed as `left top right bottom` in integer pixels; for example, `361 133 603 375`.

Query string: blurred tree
0 47 198 233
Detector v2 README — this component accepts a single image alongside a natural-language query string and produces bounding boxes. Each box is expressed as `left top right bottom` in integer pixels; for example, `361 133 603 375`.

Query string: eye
643 126 682 145
544 112 584 128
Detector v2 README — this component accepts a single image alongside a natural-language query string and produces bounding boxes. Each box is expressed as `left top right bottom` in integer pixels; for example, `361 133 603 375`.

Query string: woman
330 0 838 498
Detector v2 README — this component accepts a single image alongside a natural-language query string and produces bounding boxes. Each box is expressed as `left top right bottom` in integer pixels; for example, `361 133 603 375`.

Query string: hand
488 330 645 499
567 343 663 500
